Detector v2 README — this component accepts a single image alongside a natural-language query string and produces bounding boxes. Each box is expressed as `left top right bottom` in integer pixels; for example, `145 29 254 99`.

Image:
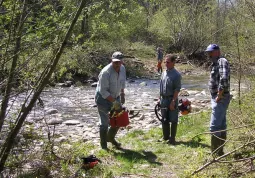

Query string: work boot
99 127 108 150
162 121 170 141
169 122 177 145
211 134 223 156
218 132 227 156
107 127 121 148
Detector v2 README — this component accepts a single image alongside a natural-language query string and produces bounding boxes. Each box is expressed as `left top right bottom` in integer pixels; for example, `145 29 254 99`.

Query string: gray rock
63 120 80 125
84 79 95 83
55 83 66 87
65 81 74 86
186 90 200 95
139 114 145 120
139 82 147 86
128 79 135 83
61 143 72 150
45 108 58 115
27 116 44 122
55 136 68 143
58 98 74 107
91 82 98 87
48 118 63 125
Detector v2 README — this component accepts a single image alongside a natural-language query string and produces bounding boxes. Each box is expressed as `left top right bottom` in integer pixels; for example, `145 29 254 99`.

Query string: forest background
0 0 255 177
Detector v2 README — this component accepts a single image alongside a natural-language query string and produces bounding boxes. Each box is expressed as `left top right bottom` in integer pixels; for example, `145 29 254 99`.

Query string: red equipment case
109 110 129 128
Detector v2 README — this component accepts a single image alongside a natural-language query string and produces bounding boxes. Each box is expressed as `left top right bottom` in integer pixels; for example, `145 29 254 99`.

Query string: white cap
112 51 123 62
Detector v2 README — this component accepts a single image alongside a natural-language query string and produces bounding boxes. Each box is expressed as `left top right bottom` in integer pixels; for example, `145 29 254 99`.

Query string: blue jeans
210 94 231 136
160 98 179 123
95 92 120 130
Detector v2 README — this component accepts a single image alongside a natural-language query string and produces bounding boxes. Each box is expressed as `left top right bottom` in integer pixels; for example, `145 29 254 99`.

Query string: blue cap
205 44 220 52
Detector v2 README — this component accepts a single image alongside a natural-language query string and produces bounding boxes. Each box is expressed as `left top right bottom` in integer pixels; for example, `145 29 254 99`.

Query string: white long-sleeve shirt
96 63 126 99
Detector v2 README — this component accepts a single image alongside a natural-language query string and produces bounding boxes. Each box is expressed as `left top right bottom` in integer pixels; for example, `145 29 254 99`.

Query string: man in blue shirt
205 44 231 156
95 52 126 149
159 54 181 145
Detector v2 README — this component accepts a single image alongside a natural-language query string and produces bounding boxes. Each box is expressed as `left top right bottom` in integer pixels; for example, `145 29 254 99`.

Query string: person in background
159 54 181 145
157 45 164 73
205 44 231 156
95 51 126 150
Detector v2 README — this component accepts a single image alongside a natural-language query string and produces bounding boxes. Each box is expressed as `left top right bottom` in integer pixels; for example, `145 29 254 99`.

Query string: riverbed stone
62 143 72 150
179 89 189 96
83 131 97 138
187 90 200 95
55 83 66 87
91 82 98 87
138 114 145 120
191 105 202 112
47 118 63 125
143 103 150 106
45 108 58 115
139 82 147 86
201 90 207 95
55 136 68 143
63 120 80 125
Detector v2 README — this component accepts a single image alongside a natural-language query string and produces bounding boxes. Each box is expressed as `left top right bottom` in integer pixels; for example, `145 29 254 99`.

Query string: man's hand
216 95 225 102
169 100 175 111
120 93 125 104
216 90 223 103
112 100 122 111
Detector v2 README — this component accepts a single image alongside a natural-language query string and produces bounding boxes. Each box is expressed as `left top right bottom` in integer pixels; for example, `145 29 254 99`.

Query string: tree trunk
0 0 4 7
0 0 87 173
0 0 27 132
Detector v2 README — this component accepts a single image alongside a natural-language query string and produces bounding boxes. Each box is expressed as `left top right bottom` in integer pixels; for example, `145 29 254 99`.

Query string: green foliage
2 0 255 177
127 42 155 59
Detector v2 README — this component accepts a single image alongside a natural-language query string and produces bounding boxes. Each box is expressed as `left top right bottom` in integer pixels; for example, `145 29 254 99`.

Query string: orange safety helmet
178 98 191 115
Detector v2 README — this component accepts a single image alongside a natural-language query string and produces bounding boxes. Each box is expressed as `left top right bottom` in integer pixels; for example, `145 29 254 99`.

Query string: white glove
112 100 122 111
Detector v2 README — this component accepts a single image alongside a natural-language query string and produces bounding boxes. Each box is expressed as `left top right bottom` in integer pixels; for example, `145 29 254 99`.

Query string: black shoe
111 139 121 148
168 137 176 145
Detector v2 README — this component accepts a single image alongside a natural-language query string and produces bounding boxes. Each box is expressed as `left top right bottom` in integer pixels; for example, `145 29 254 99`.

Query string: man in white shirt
95 52 126 149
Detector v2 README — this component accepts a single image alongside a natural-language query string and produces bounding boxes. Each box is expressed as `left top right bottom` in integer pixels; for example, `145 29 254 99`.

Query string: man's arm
98 72 111 100
170 74 181 110
217 58 229 102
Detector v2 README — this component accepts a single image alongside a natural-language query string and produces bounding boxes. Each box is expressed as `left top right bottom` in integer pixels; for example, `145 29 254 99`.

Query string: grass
11 43 255 177
50 99 255 178
46 111 209 177
15 93 251 178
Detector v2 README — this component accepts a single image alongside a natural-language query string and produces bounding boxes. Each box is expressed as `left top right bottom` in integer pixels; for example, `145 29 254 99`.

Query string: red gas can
109 109 129 128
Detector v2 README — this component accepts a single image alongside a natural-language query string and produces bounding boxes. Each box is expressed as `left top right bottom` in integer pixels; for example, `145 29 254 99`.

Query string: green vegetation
1 0 255 177
17 97 253 178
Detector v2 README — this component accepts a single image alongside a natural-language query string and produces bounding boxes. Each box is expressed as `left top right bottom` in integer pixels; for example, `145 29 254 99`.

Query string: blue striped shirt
209 57 230 94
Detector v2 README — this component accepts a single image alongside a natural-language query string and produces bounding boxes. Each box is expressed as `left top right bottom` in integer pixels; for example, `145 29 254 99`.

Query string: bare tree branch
0 0 87 172
192 123 255 138
0 0 27 132
192 140 255 175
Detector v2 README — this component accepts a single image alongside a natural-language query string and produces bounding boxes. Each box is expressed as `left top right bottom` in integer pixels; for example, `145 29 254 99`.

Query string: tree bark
0 0 27 132
0 0 87 173
0 0 4 7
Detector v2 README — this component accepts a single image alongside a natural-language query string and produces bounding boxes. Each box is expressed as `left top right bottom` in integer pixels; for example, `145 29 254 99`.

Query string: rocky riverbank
3 63 242 148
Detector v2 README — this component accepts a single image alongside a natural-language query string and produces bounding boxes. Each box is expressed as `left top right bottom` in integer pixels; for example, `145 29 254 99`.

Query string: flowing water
1 72 213 145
